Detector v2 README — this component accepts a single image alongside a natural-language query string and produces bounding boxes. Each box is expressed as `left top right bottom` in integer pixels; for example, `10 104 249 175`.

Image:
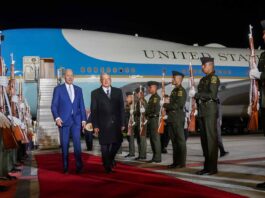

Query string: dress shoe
105 167 114 174
204 170 218 175
220 151 229 157
125 154 135 158
76 168 83 174
256 182 265 190
111 160 117 168
63 169 69 174
6 175 17 180
148 159 161 163
135 157 146 160
161 148 168 153
167 164 177 169
11 168 21 172
167 164 185 169
196 169 209 175
0 185 8 192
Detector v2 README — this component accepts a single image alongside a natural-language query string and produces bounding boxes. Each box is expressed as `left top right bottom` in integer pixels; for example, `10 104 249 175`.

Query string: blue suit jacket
51 83 86 127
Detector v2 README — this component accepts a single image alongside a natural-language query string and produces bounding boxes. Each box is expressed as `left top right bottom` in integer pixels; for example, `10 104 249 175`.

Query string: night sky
0 0 265 49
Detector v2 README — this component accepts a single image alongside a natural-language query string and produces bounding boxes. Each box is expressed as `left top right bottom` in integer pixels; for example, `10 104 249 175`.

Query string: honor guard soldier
124 91 136 158
189 57 220 175
160 94 170 153
250 20 265 137
163 71 187 168
249 19 265 191
146 81 161 163
134 87 147 160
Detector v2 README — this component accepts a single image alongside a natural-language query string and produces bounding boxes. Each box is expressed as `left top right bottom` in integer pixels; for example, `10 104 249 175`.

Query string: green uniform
125 103 135 156
258 51 265 135
195 72 220 172
134 99 147 159
146 93 161 162
163 85 187 166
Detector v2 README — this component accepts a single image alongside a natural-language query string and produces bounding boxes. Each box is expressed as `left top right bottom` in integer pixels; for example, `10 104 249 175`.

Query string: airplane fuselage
1 28 262 120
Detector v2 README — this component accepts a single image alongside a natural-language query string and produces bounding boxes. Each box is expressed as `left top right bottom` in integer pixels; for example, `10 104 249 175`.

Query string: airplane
1 28 263 133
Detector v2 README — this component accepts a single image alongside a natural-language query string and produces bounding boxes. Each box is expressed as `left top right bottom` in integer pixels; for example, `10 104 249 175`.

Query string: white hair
100 72 111 81
64 69 74 76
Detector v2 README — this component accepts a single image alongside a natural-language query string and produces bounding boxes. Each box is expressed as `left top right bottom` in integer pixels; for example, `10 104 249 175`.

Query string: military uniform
124 92 135 157
195 57 220 174
252 19 265 191
163 71 187 167
258 51 265 136
146 81 161 162
134 87 147 159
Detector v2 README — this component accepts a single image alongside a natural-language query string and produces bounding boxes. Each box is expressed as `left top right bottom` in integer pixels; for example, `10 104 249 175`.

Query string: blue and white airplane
1 28 262 130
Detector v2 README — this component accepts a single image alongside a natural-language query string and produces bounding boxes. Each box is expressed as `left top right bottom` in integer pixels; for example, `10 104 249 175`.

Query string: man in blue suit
51 69 86 174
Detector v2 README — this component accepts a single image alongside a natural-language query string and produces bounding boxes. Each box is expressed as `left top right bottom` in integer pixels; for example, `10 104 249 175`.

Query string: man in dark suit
90 73 125 173
51 69 86 174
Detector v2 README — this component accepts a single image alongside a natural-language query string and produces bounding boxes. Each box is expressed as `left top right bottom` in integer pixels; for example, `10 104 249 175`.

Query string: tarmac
14 133 265 198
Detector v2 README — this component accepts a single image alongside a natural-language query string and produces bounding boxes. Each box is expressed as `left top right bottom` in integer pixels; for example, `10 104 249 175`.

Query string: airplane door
39 58 55 78
23 56 40 82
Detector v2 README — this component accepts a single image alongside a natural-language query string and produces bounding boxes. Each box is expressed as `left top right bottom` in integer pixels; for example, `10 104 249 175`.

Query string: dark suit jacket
90 86 125 145
51 83 86 126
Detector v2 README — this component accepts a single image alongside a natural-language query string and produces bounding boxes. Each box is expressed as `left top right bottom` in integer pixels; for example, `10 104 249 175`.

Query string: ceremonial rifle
158 69 166 134
139 85 147 136
247 25 259 132
187 61 196 132
127 91 135 136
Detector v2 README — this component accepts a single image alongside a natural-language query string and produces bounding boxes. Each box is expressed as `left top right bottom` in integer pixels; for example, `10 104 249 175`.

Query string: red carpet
0 180 17 198
35 153 246 198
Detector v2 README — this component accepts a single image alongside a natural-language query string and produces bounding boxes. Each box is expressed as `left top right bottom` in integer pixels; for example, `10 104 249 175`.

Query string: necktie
69 85 73 102
106 89 110 99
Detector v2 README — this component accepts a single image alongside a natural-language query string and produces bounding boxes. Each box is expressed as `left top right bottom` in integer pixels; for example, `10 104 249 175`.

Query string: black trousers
198 115 218 172
160 125 170 149
84 132 93 150
100 142 121 170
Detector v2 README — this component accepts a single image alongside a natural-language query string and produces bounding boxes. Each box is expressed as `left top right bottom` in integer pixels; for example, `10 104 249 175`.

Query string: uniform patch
177 91 183 96
211 76 217 84
154 98 158 103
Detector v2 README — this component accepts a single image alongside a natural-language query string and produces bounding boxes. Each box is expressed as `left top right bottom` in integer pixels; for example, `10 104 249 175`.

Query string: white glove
163 115 168 120
20 103 25 109
248 103 260 116
20 123 26 129
160 100 164 106
8 115 22 126
194 109 198 116
130 109 134 114
140 107 145 113
249 68 261 80
12 95 18 103
219 119 222 126
247 105 252 116
189 88 196 98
